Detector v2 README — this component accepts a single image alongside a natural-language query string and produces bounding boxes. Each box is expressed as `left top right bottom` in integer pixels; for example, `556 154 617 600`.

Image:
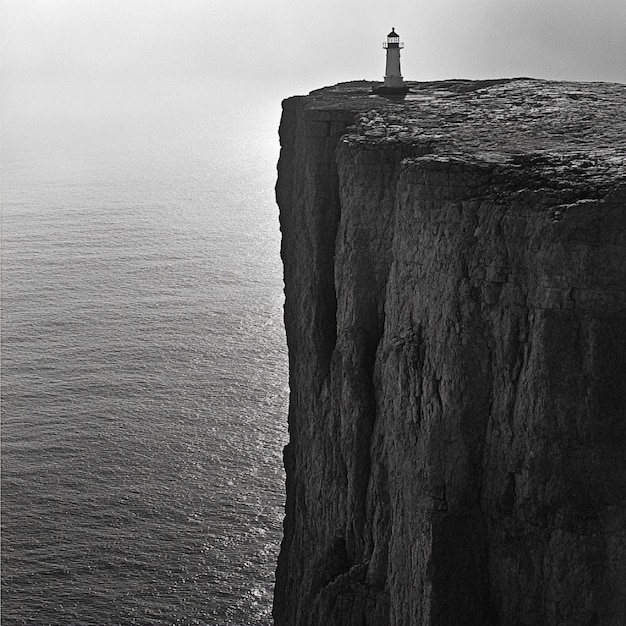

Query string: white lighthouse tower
384 28 404 87
374 28 409 95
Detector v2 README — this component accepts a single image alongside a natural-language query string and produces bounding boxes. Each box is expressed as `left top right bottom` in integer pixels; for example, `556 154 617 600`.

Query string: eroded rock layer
274 79 626 625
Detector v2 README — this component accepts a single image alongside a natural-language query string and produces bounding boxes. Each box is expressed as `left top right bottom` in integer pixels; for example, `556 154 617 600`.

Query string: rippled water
1 81 288 625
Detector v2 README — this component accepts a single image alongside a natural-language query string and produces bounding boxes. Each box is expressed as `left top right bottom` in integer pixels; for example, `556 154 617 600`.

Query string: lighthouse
384 28 404 87
374 28 409 95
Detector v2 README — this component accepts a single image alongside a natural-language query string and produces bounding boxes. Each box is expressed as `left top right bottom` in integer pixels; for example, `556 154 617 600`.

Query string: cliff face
274 79 626 625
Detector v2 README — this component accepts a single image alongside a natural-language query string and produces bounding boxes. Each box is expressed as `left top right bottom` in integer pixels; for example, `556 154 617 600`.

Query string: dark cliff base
274 79 626 625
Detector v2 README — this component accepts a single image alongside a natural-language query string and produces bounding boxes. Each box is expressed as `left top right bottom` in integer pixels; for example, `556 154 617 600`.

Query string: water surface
1 80 288 625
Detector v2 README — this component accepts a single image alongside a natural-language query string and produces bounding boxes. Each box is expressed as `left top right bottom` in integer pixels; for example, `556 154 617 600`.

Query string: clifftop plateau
274 79 626 625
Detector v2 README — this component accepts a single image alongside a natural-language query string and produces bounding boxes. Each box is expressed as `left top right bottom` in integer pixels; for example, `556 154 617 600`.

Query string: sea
1 80 289 625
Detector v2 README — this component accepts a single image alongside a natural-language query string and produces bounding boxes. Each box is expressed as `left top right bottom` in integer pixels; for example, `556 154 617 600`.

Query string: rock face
274 79 626 625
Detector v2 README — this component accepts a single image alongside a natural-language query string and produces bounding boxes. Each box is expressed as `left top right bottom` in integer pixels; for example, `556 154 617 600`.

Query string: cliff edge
274 79 626 625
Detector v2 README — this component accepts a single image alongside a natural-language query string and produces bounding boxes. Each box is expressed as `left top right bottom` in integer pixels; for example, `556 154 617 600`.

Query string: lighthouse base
372 84 410 96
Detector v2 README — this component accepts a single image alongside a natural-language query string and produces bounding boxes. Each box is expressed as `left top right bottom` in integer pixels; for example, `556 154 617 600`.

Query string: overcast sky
3 0 625 97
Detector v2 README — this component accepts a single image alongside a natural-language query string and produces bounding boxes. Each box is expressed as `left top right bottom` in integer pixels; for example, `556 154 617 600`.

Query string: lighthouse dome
387 28 398 38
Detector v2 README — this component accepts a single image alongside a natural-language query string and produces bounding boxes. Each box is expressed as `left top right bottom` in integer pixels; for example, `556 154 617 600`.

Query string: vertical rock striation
274 79 626 625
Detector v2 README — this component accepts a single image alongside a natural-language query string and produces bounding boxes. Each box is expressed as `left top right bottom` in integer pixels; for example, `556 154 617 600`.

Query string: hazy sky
3 0 625 97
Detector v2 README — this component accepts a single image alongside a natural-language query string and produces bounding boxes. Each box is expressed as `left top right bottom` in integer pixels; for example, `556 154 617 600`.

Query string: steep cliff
274 79 626 626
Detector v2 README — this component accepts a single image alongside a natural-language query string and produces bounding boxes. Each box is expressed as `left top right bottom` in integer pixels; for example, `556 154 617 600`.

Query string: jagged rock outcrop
274 79 626 625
